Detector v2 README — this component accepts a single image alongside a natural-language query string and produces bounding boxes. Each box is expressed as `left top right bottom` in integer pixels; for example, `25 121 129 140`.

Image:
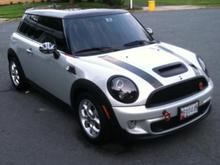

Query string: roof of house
25 8 128 19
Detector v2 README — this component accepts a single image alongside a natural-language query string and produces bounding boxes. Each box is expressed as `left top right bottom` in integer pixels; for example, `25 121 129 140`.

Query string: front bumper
112 79 214 136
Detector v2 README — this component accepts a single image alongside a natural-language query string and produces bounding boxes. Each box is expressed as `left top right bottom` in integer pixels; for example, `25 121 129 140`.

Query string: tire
9 57 27 90
76 92 110 143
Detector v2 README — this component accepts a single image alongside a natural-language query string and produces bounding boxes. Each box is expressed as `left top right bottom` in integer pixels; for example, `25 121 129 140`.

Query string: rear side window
18 14 43 42
37 16 63 31
18 14 68 52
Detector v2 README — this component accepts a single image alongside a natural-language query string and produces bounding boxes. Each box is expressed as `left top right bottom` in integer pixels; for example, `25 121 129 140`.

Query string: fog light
127 120 136 129
162 111 171 122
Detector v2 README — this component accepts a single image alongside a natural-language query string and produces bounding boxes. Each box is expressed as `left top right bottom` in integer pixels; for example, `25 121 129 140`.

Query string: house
0 0 42 5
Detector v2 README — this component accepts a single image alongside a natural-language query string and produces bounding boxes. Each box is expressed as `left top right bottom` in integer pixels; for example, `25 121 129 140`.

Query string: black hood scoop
153 62 188 77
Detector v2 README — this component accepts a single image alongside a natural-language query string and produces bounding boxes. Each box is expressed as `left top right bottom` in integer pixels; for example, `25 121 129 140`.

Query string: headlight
197 56 209 76
107 76 139 103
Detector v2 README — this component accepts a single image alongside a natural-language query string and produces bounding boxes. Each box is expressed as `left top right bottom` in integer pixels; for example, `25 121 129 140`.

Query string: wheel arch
70 79 111 108
70 79 119 126
8 48 26 79
8 48 20 63
8 48 27 90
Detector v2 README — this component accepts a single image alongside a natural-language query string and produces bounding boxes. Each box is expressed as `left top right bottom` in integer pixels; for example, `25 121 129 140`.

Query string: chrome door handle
66 65 76 74
26 48 33 54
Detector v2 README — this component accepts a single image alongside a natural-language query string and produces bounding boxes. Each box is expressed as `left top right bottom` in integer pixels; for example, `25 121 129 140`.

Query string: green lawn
125 0 220 6
0 2 53 18
0 2 110 19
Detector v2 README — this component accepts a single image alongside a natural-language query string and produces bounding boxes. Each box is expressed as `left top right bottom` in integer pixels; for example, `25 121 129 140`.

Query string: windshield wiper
123 40 149 47
75 47 119 55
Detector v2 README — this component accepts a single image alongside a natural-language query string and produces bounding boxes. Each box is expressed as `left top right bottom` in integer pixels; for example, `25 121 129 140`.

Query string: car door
20 15 75 105
35 17 76 104
14 14 44 79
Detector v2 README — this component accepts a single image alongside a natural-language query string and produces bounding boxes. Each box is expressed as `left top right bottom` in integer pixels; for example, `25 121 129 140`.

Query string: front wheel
76 92 110 143
9 58 27 90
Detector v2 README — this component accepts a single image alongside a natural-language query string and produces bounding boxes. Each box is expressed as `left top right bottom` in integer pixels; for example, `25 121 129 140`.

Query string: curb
142 5 206 12
0 18 20 24
0 18 8 23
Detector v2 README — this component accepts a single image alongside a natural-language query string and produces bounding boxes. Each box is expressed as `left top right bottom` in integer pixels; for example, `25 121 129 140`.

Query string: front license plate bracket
179 102 199 120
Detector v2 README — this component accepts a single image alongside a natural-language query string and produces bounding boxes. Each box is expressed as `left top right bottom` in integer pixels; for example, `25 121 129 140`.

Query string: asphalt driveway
0 9 220 165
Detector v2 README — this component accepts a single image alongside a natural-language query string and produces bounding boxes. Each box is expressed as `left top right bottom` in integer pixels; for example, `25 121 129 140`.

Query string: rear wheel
76 92 110 143
9 58 27 90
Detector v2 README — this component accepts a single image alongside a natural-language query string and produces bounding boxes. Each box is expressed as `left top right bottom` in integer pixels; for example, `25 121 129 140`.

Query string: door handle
26 48 33 54
66 65 76 74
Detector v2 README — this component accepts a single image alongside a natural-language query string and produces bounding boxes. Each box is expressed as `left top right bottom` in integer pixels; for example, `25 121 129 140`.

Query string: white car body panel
10 32 212 107
9 9 214 136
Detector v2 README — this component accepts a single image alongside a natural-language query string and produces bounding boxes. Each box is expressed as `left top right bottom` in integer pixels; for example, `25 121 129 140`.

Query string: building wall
0 0 42 5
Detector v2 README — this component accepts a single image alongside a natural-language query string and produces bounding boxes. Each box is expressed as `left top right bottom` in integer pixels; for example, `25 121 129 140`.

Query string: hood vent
153 62 188 77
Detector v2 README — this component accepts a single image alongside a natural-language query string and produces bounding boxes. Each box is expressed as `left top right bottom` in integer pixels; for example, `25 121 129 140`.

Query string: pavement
0 8 220 165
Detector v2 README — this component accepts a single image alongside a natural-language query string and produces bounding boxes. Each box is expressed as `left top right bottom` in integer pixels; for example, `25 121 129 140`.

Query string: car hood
72 42 206 106
103 44 185 70
77 42 202 89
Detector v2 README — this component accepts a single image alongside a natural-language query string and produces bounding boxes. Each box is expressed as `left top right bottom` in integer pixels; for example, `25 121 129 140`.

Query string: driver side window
36 16 69 53
40 33 56 45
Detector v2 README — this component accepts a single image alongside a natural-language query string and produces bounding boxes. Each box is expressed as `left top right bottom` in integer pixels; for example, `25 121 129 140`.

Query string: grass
125 0 220 7
0 2 110 19
0 2 51 18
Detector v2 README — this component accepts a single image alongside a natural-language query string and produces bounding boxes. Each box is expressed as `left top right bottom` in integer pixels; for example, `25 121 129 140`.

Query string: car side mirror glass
39 42 56 54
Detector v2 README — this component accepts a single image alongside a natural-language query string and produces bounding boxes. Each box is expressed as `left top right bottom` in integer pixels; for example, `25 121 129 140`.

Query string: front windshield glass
65 13 151 56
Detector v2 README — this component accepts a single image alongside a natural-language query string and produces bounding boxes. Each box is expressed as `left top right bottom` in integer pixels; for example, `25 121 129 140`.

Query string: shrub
103 0 124 6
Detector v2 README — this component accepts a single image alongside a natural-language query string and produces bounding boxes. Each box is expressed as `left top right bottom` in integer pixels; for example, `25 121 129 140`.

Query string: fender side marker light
102 105 111 120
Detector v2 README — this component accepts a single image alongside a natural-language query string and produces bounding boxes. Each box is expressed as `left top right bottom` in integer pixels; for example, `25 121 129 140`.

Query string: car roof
25 8 128 19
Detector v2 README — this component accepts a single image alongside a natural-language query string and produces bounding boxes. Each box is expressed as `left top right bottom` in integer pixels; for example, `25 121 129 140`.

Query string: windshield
65 13 152 56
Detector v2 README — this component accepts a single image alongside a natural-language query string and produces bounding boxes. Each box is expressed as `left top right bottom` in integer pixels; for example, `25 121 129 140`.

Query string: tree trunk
69 0 74 5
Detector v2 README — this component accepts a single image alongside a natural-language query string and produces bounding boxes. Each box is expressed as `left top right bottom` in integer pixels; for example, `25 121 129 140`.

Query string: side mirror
146 27 155 41
146 28 153 36
39 42 56 54
39 42 60 59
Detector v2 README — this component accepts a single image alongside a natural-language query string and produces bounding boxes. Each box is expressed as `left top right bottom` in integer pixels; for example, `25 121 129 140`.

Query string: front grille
146 76 208 108
151 101 210 133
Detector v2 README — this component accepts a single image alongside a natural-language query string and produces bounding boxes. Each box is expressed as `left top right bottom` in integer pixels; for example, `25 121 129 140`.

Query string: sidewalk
0 18 7 23
0 18 20 24
142 5 206 11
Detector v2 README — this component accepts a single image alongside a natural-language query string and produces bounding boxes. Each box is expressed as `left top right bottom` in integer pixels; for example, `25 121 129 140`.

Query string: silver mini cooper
8 9 213 143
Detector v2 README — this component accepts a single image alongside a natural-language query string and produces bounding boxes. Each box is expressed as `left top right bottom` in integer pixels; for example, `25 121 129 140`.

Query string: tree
69 0 74 5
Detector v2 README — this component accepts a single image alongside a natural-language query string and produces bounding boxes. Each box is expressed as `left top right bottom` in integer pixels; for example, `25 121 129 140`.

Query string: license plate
179 102 199 120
